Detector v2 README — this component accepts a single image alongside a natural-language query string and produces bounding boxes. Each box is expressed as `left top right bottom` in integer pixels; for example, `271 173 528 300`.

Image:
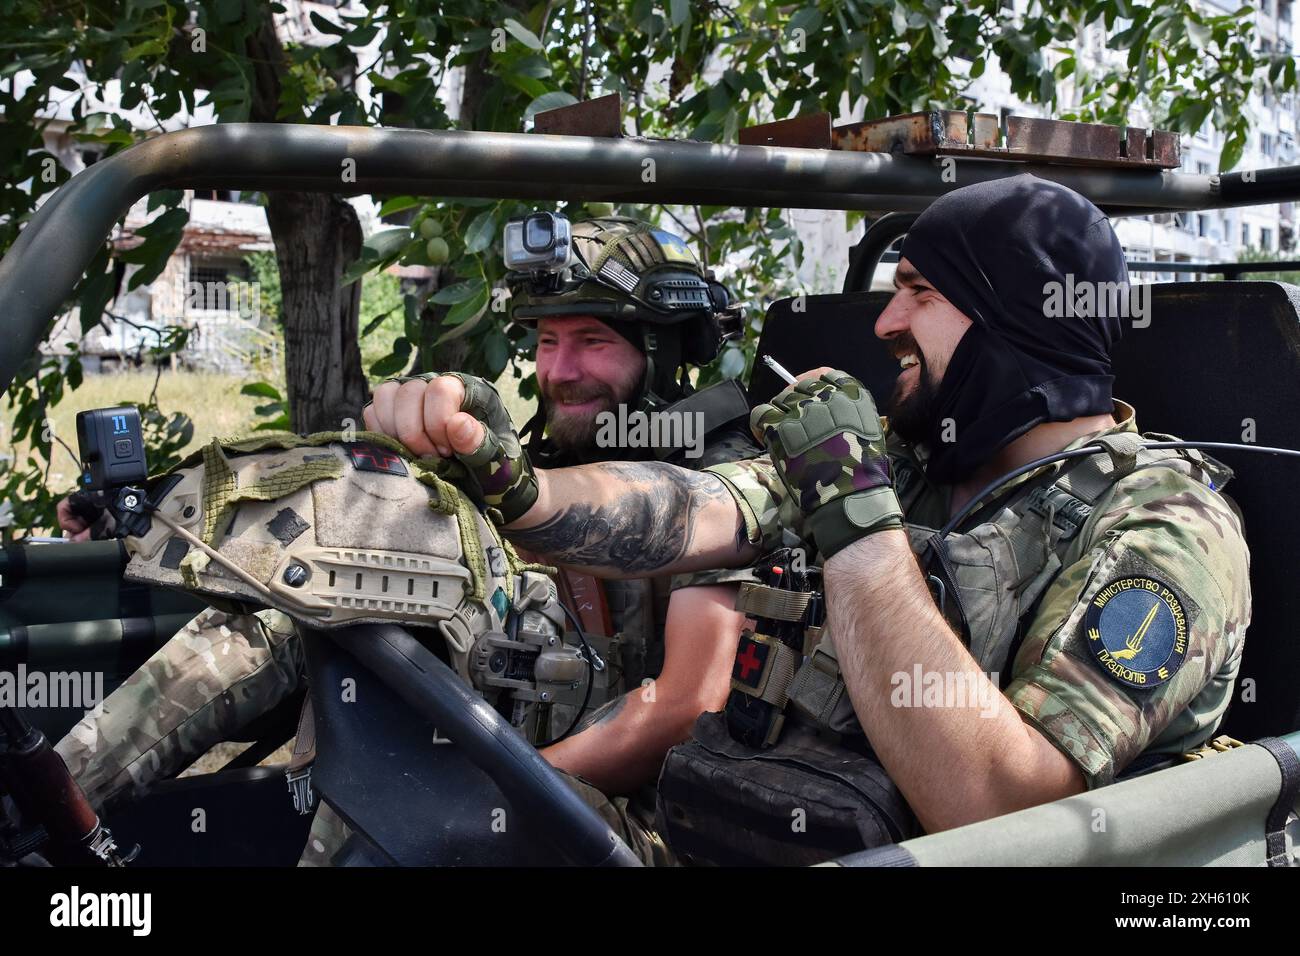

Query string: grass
7 370 272 497
5 363 537 501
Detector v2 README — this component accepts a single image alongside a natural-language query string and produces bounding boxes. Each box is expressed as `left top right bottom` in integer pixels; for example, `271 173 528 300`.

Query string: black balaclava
898 175 1128 484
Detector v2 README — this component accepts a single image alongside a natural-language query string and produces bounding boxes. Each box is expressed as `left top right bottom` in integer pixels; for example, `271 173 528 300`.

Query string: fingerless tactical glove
750 371 903 559
392 372 539 525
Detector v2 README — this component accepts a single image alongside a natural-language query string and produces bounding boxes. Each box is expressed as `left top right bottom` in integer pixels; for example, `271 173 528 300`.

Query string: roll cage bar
4 121 1300 393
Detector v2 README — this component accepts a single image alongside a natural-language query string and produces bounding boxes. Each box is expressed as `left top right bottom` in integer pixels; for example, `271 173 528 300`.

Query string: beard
543 379 631 454
886 333 942 445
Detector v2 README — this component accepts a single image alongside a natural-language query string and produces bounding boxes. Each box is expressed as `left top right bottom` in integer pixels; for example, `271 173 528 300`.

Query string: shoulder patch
1082 576 1189 689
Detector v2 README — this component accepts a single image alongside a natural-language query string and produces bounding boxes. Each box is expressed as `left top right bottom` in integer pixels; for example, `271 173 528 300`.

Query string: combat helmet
505 214 741 417
119 430 590 731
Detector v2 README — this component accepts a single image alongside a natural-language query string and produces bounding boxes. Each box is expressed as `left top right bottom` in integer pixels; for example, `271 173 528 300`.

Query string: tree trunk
265 192 368 432
246 11 368 432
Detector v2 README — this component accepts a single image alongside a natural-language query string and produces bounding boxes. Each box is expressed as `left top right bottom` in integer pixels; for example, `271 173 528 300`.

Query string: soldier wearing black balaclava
892 175 1128 484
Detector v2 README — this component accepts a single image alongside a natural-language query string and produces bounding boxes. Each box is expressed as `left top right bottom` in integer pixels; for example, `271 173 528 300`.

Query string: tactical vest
657 431 1224 866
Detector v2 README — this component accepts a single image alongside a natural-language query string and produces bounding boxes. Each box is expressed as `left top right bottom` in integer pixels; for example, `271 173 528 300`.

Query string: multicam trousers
57 608 671 866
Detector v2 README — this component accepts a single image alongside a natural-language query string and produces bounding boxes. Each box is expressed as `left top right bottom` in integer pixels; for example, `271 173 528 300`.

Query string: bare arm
542 584 745 793
824 530 1084 833
363 374 757 578
505 461 756 579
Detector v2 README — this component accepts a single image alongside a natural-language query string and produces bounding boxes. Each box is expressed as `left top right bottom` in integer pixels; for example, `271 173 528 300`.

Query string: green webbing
450 489 489 602
501 535 557 578
199 439 343 545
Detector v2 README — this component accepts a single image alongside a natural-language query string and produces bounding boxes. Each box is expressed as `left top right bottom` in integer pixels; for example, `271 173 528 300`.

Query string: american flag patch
599 258 639 293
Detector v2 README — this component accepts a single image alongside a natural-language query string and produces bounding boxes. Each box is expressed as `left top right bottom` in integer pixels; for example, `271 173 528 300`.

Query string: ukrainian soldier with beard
56 216 760 865
374 179 1250 862
366 217 762 859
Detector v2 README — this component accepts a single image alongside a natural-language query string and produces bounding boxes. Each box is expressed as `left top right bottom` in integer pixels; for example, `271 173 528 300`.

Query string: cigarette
762 354 798 384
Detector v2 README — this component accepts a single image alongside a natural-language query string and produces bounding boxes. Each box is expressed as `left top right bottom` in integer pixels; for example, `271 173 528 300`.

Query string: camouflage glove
750 371 903 560
394 372 539 525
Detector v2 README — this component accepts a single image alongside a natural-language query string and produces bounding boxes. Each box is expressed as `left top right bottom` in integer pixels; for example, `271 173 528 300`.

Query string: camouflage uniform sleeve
1005 461 1251 788
56 607 304 809
704 456 797 555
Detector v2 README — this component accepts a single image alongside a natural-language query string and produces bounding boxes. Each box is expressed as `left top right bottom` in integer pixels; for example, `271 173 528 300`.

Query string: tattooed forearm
574 693 628 733
506 461 740 575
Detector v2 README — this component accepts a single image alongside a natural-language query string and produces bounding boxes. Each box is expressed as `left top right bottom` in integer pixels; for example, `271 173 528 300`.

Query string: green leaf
788 7 823 36
503 18 543 50
891 4 909 35
377 195 422 216
435 283 491 344
503 72 550 100
369 337 412 377
254 415 292 432
1220 128 1247 173
431 280 484 304
463 211 498 254
719 345 746 379
670 0 689 28
310 11 349 35
346 24 379 47
241 381 284 401
525 91 579 122
484 330 509 378
514 54 553 79
1186 17 1211 48
360 309 395 337
363 227 413 259
78 270 116 334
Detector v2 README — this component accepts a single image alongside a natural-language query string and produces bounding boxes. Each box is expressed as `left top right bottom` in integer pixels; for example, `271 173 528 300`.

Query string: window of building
1243 223 1251 246
1262 133 1274 157
191 189 260 203
1262 227 1274 250
187 256 252 311
1198 214 1209 237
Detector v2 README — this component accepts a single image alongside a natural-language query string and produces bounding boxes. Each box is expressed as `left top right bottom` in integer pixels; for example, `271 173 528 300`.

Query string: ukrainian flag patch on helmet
651 229 697 264
1082 576 1189 689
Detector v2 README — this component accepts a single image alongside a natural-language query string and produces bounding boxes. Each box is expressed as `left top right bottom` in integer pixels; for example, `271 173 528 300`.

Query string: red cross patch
732 634 770 689
345 442 408 476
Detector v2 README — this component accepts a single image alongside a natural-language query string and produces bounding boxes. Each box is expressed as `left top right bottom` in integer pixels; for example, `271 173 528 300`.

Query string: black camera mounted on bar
74 406 171 539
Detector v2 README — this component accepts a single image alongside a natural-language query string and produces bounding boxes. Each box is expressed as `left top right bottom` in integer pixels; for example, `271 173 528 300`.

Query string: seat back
749 283 1300 740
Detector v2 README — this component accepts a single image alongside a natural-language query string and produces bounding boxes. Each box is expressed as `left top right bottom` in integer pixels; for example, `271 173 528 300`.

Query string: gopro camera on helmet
503 211 573 273
76 406 147 491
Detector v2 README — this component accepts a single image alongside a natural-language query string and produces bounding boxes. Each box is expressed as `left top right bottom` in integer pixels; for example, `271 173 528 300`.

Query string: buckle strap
1094 432 1143 476
785 644 845 729
1253 737 1300 867
285 697 317 816
734 581 812 622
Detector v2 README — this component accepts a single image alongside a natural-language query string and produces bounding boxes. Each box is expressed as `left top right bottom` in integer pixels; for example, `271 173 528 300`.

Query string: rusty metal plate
833 110 968 154
1001 116 1180 167
533 93 623 138
833 110 1180 169
1004 115 1122 162
739 113 832 149
970 113 1000 149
